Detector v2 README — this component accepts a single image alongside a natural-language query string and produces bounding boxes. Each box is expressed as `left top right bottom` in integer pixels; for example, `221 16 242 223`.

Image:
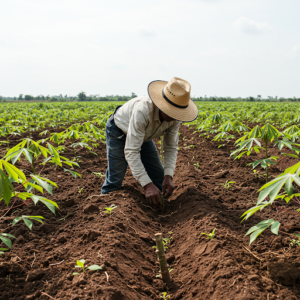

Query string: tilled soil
1 125 300 300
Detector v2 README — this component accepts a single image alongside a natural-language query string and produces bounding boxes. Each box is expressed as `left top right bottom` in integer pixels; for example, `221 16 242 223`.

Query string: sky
1 0 300 98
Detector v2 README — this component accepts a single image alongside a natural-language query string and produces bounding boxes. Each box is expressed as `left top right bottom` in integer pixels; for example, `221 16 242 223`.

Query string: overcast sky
1 0 299 98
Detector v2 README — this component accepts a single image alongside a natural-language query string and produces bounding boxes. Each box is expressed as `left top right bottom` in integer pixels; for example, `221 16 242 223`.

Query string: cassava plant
242 161 300 245
154 233 172 283
232 124 300 182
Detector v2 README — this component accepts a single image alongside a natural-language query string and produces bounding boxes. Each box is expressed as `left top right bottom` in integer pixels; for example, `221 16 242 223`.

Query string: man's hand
162 175 174 198
144 182 161 207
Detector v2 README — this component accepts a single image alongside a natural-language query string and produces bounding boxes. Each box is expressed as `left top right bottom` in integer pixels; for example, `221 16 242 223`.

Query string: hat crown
163 77 191 107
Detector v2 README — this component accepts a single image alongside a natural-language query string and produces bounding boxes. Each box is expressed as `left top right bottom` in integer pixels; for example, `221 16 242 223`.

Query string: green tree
24 95 34 101
18 94 23 100
78 92 87 101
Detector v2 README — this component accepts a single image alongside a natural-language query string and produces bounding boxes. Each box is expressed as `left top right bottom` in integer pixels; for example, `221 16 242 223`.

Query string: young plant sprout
220 180 235 189
201 228 216 240
104 204 117 215
73 259 102 275
78 187 84 194
153 232 172 251
59 212 69 221
160 292 171 299
0 248 7 255
290 234 300 247
93 172 104 178
193 163 201 169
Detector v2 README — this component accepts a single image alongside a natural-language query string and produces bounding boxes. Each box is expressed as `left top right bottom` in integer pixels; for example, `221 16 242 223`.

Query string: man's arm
124 110 161 207
162 121 180 198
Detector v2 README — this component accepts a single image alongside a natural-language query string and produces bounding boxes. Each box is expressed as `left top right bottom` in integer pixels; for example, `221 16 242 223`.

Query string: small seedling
73 259 102 275
216 162 219 165
201 228 216 240
220 180 235 189
160 292 171 299
153 240 168 251
253 170 262 177
153 232 172 251
290 234 300 247
188 144 195 149
72 156 81 163
193 163 201 169
163 231 173 245
78 187 84 194
0 248 7 255
59 212 69 221
93 172 104 178
104 204 117 215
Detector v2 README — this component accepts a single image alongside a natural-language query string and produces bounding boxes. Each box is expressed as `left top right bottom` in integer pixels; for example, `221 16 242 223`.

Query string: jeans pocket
109 130 125 140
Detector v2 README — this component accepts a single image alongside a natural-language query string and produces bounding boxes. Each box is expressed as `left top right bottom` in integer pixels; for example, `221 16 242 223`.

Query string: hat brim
148 80 198 122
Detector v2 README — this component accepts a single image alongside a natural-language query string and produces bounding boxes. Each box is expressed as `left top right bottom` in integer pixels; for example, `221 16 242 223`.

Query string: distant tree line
0 92 299 102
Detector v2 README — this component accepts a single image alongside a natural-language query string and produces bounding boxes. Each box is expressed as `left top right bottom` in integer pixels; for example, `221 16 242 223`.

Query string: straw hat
148 77 198 122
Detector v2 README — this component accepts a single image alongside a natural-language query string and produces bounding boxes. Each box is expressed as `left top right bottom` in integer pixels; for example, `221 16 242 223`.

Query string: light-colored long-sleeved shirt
114 96 180 187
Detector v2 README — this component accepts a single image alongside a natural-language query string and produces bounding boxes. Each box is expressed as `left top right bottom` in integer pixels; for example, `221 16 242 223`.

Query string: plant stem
32 159 36 175
265 140 268 182
154 233 171 284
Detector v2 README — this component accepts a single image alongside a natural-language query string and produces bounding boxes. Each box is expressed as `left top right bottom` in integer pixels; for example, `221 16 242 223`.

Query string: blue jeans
101 117 164 194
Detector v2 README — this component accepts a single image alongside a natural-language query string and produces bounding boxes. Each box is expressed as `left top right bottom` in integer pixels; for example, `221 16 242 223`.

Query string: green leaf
1 233 16 239
63 168 82 178
31 195 59 214
2 177 12 206
23 218 33 230
285 176 293 196
77 259 85 268
271 221 280 235
35 175 58 188
12 217 22 226
87 265 102 271
32 175 53 195
0 233 16 249
23 149 33 164
249 227 267 245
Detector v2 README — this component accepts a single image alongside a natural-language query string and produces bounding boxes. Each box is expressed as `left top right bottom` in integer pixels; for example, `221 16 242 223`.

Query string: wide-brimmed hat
148 77 198 122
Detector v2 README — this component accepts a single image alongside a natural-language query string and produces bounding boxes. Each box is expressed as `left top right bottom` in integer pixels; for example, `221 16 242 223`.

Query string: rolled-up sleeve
163 122 180 178
124 110 152 187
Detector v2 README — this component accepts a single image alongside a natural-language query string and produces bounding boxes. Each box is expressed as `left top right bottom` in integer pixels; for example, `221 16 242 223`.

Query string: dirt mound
1 125 300 300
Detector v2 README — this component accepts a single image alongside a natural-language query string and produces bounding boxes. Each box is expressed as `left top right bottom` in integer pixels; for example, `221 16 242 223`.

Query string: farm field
1 101 300 299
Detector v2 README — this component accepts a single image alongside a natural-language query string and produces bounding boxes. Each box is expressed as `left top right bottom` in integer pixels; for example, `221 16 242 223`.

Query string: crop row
1 101 300 258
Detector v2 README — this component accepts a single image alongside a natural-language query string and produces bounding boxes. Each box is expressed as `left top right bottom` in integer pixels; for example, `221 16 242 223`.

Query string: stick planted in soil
155 233 172 283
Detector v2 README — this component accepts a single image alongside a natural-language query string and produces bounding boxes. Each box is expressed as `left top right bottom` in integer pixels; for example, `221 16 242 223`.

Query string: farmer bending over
101 77 198 207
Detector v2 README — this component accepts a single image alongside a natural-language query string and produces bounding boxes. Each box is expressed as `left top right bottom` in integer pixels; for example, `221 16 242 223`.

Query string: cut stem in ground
155 233 171 283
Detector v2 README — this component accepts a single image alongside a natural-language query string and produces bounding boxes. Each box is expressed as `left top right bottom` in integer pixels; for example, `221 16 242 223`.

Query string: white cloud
139 28 158 37
293 45 300 56
234 17 272 34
